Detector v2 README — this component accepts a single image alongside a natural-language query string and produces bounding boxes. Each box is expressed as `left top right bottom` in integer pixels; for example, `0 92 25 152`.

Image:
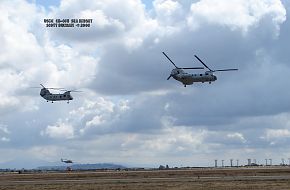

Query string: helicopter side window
205 73 209 75
64 95 66 97
200 74 202 76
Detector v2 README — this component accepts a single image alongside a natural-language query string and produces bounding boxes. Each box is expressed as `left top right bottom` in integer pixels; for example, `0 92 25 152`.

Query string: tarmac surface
1 167 290 190
1 175 290 185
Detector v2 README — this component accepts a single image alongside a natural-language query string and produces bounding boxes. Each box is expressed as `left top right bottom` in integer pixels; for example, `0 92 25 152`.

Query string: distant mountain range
37 163 127 170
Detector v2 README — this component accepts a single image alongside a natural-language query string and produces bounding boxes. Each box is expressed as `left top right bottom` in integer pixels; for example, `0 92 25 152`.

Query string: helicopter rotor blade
39 84 66 89
180 67 204 70
214 69 238 72
69 90 83 92
60 89 83 92
194 55 213 71
167 75 172 80
48 88 65 90
162 52 178 69
30 86 65 89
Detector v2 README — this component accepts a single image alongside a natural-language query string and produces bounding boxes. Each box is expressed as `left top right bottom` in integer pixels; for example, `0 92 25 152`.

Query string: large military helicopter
61 158 73 163
35 84 81 103
61 158 73 171
162 52 238 87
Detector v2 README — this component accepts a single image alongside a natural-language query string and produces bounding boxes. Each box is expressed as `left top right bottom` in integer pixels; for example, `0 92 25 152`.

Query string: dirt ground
1 167 290 190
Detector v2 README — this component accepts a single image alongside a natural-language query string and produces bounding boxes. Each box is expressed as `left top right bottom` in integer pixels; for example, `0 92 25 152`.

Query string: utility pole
265 159 268 166
215 160 218 168
247 159 251 166
230 159 233 167
222 160 224 167
236 159 239 167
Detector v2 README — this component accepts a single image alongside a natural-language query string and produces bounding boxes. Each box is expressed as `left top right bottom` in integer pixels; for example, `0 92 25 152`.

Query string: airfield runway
1 167 290 190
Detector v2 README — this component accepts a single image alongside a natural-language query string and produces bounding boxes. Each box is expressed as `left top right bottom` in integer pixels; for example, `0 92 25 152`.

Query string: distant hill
37 163 127 170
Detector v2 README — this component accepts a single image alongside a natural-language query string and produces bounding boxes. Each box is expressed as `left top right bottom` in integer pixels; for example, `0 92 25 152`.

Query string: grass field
1 167 290 190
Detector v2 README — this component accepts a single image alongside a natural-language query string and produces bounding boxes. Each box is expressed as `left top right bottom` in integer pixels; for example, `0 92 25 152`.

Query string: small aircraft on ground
162 52 238 87
33 84 81 103
61 158 73 164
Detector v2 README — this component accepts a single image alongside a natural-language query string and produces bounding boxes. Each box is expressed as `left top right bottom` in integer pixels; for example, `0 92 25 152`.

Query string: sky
0 0 290 169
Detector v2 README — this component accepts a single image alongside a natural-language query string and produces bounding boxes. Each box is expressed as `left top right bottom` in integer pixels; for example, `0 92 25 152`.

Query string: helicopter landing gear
67 101 69 104
184 84 186 87
209 82 211 84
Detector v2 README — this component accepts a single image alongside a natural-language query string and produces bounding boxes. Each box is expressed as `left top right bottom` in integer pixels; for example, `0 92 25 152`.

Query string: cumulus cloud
0 125 10 134
46 0 155 45
187 0 286 34
0 0 290 168
153 0 183 25
265 129 290 139
42 121 74 139
0 125 10 142
227 133 247 144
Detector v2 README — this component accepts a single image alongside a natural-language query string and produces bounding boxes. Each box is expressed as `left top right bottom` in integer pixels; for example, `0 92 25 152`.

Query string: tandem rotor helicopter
162 52 238 87
61 158 73 164
33 84 81 103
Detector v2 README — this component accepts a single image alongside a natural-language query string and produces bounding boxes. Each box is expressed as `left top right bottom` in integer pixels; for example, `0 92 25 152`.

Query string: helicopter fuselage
61 158 73 163
171 69 217 86
40 88 73 103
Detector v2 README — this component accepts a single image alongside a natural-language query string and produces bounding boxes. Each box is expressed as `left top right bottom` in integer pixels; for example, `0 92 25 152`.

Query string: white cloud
79 9 125 31
0 93 19 111
0 125 10 134
28 145 64 161
144 126 207 153
1 137 10 142
0 0 289 168
0 124 10 142
187 0 286 33
42 121 74 139
265 129 290 139
86 115 104 127
153 0 183 25
227 132 247 143
71 96 131 135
